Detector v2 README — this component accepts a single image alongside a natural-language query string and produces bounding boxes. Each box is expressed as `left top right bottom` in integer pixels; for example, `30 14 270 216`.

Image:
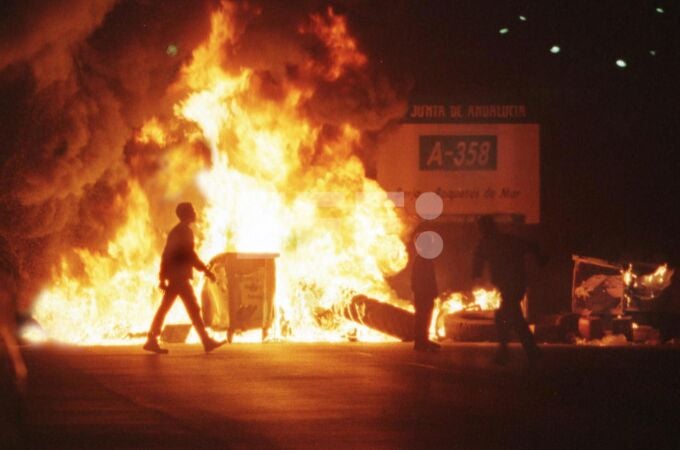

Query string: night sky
347 0 680 262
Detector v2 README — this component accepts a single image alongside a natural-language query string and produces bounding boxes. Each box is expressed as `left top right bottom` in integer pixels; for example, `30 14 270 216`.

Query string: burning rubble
433 289 502 341
571 256 675 345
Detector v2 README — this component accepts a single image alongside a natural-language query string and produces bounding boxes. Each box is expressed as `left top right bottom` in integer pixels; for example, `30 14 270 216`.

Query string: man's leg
414 297 439 351
494 305 511 363
149 288 177 337
413 298 428 349
506 302 540 362
177 282 225 352
144 288 176 353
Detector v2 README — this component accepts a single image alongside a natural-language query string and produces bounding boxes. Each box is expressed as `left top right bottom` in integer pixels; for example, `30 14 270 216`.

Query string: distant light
550 45 561 54
649 50 657 56
518 15 527 21
166 44 178 57
499 28 509 35
616 59 627 68
656 7 664 13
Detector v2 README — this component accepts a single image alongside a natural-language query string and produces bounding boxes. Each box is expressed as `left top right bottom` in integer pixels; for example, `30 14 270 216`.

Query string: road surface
3 342 680 449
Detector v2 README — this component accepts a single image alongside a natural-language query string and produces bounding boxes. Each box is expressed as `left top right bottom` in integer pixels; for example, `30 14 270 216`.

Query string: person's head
477 215 497 238
176 202 197 223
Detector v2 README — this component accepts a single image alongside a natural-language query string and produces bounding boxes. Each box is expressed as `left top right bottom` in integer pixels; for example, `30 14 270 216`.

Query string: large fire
32 4 410 344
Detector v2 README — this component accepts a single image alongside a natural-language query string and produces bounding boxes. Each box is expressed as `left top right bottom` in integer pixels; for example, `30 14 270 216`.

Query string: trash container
201 252 277 342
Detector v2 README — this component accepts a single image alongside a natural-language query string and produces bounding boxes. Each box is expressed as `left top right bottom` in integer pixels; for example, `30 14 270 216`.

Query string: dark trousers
0 355 22 447
149 280 209 342
414 295 435 346
495 290 538 357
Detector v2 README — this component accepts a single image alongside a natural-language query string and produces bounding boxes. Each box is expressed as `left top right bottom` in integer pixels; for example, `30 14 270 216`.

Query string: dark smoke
0 0 407 309
0 0 214 307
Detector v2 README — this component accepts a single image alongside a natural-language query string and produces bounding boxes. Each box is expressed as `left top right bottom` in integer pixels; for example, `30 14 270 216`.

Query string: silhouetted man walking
472 216 543 365
0 236 26 383
0 236 25 447
144 202 225 354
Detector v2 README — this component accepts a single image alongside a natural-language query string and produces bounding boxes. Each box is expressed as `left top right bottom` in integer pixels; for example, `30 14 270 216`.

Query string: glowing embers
622 263 674 307
166 44 179 57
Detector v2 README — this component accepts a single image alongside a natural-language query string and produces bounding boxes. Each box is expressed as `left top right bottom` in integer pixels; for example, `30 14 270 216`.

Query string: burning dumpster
201 253 277 342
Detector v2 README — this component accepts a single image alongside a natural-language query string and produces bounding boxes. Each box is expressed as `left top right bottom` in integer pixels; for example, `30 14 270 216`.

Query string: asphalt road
4 342 680 449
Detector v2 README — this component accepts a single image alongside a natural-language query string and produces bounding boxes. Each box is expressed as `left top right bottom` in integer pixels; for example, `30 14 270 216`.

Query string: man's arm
191 253 215 281
158 257 168 290
187 229 215 281
158 238 170 290
191 252 209 272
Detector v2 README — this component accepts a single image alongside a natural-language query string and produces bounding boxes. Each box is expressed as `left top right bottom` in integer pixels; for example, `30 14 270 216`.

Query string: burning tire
442 311 498 342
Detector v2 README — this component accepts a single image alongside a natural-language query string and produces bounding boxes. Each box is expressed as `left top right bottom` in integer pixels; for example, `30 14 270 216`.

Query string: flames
432 289 502 339
437 288 502 316
622 263 674 302
34 183 162 343
32 3 409 344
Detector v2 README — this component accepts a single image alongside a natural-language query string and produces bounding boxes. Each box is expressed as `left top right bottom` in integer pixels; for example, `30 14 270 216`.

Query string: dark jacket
159 223 207 282
472 232 543 298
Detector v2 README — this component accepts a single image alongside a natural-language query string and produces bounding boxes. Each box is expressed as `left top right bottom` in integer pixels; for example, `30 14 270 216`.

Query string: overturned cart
201 252 277 342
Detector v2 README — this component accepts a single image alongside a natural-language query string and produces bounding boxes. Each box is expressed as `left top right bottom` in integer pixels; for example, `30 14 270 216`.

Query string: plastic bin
201 252 277 342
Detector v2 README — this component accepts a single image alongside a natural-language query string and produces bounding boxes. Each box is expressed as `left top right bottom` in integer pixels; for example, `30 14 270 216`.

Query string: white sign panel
377 123 540 223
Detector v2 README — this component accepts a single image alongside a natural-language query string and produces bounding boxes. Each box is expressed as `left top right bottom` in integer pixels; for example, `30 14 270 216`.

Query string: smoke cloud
0 0 407 309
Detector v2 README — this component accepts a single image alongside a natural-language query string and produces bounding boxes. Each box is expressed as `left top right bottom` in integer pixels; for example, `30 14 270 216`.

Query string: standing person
472 216 544 365
144 202 225 354
411 228 441 352
0 236 26 383
0 236 26 447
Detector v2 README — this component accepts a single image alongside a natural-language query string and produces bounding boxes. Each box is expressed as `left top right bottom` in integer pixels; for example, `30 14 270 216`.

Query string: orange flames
33 3 409 344
432 289 502 339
